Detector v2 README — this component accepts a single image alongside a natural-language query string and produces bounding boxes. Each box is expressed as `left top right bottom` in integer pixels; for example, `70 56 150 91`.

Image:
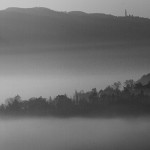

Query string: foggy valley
0 3 150 150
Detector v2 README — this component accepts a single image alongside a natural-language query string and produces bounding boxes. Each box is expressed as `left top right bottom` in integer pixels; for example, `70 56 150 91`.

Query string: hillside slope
0 7 150 45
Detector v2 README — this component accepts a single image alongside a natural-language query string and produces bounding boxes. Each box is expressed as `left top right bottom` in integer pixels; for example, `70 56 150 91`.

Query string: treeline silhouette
1 79 150 117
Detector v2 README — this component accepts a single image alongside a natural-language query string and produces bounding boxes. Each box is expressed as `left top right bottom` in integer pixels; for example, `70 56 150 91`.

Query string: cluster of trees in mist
1 79 150 117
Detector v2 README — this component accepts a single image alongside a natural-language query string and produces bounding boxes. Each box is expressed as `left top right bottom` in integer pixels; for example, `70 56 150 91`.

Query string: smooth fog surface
0 43 150 101
1 118 150 150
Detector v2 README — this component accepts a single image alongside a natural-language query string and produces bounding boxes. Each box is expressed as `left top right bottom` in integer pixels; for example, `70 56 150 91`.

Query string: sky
0 0 150 18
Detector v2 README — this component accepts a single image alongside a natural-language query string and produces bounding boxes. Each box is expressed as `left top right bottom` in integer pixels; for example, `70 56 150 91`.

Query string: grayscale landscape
0 1 150 150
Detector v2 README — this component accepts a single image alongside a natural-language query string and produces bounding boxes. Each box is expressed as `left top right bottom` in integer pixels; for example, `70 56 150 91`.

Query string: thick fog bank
1 118 150 150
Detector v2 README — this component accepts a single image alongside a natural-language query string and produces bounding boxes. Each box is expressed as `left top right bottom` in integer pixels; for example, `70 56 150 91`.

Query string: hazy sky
0 43 150 102
0 0 150 18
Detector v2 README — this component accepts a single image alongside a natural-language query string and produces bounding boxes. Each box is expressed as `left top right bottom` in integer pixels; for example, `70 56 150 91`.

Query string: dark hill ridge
0 7 150 44
4 7 63 17
137 73 150 85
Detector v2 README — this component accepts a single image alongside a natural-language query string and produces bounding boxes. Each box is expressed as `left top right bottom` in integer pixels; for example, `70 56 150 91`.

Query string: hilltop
0 7 150 45
137 73 150 85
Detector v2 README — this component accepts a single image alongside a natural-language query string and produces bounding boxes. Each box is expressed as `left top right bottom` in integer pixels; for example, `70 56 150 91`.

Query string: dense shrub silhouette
1 79 150 117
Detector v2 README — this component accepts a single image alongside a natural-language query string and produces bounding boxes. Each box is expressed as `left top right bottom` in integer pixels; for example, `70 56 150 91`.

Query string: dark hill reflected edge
1 78 150 118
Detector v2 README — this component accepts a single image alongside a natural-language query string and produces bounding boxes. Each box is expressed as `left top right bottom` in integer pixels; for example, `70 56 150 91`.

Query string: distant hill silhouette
68 11 87 16
137 73 150 85
0 7 150 45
